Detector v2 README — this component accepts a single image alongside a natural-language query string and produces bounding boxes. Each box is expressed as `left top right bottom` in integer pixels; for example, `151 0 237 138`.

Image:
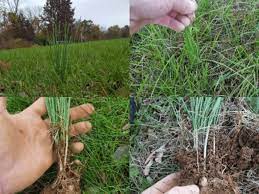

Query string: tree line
0 0 129 49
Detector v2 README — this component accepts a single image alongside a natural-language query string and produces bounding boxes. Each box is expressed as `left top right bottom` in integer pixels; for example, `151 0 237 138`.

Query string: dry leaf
143 159 153 176
155 145 166 163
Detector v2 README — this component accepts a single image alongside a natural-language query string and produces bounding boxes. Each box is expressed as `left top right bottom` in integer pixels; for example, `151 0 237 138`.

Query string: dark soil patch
175 125 259 194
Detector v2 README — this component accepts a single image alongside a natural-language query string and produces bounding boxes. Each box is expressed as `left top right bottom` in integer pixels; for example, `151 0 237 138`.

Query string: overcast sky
20 0 129 28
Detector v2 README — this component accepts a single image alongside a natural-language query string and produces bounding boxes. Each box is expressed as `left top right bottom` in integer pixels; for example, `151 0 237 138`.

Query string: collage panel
130 0 258 97
1 96 129 193
0 0 129 97
130 97 259 193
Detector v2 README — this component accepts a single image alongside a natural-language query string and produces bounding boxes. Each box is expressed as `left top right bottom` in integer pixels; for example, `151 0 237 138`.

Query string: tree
120 25 129 38
106 25 121 39
0 0 20 14
42 0 75 40
0 0 21 28
5 12 35 41
7 0 20 15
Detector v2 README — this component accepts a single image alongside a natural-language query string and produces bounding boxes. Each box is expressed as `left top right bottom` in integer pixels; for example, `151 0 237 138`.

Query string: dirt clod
175 125 259 194
41 142 82 194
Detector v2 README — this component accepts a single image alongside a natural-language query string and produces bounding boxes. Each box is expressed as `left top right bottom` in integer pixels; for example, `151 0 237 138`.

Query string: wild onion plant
173 97 223 171
49 25 71 82
46 97 71 166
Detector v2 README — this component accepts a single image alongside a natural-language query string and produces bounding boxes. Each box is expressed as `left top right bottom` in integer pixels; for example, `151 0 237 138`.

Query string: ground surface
7 96 129 194
131 0 258 97
0 38 129 97
130 97 259 193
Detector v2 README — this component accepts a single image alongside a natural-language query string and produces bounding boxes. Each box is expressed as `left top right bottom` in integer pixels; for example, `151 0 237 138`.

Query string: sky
20 0 129 28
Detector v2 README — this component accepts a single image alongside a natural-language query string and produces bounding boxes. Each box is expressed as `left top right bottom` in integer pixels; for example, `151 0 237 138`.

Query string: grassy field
7 96 129 193
0 38 129 97
131 0 258 97
130 97 259 193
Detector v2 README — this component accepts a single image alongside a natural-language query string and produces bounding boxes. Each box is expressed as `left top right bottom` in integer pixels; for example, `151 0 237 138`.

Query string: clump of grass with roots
173 97 223 172
43 97 81 193
172 97 259 192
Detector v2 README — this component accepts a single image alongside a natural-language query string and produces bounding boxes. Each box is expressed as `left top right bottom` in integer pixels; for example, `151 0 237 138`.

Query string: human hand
130 0 198 34
142 172 200 194
0 97 94 194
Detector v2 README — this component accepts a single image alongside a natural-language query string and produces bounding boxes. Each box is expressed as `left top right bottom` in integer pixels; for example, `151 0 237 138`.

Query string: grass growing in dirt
7 96 129 193
44 97 82 193
131 0 258 97
0 38 129 97
130 97 259 193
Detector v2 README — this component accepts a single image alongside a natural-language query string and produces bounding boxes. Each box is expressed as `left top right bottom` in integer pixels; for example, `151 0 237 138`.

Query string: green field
0 39 129 97
131 0 258 97
7 96 129 193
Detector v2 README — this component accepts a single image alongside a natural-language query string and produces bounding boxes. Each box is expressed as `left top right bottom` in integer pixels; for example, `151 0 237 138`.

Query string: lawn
131 0 258 97
7 96 129 193
130 97 259 193
0 38 129 97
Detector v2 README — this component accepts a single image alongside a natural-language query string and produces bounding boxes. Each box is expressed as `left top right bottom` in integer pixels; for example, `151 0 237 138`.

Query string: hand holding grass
130 0 198 34
142 172 200 194
0 97 94 194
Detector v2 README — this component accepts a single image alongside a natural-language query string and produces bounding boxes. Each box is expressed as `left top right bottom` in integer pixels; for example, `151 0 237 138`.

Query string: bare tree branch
2 0 20 14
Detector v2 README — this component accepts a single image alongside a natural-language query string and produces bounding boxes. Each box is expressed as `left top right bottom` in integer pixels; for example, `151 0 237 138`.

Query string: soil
41 142 81 194
175 122 259 193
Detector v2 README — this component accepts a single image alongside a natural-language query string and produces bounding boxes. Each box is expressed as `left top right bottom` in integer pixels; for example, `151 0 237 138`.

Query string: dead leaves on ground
143 144 166 176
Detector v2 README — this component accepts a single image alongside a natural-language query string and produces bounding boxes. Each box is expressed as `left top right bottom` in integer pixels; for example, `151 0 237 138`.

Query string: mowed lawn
0 38 129 97
131 0 258 97
7 96 129 193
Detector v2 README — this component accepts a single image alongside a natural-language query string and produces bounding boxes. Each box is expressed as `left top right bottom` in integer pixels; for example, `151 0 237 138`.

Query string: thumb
0 97 7 112
165 185 200 194
172 0 198 15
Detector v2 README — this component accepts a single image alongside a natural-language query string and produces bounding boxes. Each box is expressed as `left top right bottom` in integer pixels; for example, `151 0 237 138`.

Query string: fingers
0 97 7 112
169 18 186 32
70 121 92 136
142 172 181 194
153 16 185 32
70 142 84 154
153 13 194 32
70 103 95 121
165 185 200 194
172 0 198 15
175 15 191 26
24 97 46 116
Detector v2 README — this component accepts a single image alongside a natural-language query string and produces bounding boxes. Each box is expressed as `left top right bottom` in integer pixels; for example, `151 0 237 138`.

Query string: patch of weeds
131 0 258 97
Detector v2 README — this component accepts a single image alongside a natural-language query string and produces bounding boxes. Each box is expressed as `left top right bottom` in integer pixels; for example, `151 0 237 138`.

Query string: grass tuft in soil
43 97 81 194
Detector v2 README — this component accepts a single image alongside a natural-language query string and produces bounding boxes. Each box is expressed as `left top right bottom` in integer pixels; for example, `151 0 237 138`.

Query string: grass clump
44 97 81 193
49 26 71 83
174 97 223 171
